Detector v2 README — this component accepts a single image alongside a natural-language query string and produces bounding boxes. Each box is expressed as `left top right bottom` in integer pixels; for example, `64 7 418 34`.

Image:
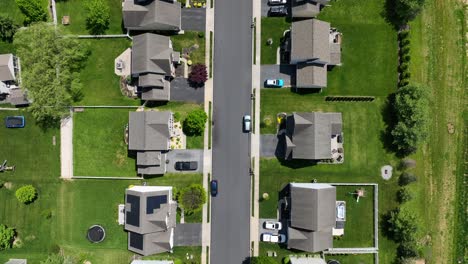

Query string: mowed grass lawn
0 111 61 263
76 39 139 106
56 0 124 35
316 0 398 96
261 17 290 65
171 31 206 65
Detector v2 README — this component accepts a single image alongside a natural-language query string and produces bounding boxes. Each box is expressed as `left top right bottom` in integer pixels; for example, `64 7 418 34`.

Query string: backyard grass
316 0 398 96
0 0 25 25
0 111 61 263
56 0 125 35
75 39 139 106
261 17 290 65
171 31 206 65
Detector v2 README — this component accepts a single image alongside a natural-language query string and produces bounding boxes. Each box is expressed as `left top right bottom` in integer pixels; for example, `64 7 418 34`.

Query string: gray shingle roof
287 227 333 253
296 63 327 88
0 54 15 81
291 0 321 18
125 186 177 256
132 33 175 76
123 0 181 31
291 19 330 64
284 112 342 160
128 111 172 151
5 260 27 264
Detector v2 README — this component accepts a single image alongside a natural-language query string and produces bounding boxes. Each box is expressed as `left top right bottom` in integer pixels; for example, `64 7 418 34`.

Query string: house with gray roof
289 257 326 264
125 186 177 256
0 54 16 83
284 183 336 253
4 260 27 264
131 33 180 101
128 111 174 175
123 0 181 31
289 19 342 90
283 112 343 161
291 0 330 18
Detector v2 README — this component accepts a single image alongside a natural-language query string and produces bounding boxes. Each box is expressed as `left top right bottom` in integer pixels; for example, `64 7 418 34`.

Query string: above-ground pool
5 116 25 128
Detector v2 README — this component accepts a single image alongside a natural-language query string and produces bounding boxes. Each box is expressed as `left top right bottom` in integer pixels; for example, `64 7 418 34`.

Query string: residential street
210 0 253 262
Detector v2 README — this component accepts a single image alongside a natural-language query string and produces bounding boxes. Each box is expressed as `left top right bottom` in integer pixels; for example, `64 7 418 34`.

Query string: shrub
0 224 15 250
173 112 182 122
15 0 47 25
85 0 111 35
399 172 417 186
183 109 208 136
15 185 37 204
398 79 410 88
386 209 418 243
188 64 208 87
398 63 409 73
178 184 206 214
402 55 411 63
394 0 425 24
0 16 19 42
398 30 410 40
400 46 410 56
397 242 418 258
400 39 411 47
397 188 413 203
400 71 411 79
198 32 204 38
283 256 290 264
399 159 417 169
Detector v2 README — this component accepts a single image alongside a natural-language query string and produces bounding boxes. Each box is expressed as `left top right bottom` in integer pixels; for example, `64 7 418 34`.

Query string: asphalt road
210 0 253 262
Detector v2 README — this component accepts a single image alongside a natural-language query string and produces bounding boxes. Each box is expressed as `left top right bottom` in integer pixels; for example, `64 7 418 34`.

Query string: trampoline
327 260 341 264
87 225 106 243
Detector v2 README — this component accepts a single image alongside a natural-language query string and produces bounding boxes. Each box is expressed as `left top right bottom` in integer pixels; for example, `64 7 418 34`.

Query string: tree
391 84 430 155
15 185 37 204
15 0 48 25
183 109 208 136
13 23 89 127
399 172 417 186
188 64 208 88
395 0 425 24
0 16 18 42
0 224 15 250
386 209 418 243
178 184 206 214
397 188 413 203
85 0 110 35
250 256 277 264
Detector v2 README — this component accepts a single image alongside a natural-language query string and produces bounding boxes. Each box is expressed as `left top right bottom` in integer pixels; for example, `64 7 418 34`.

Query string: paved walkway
60 112 73 179
260 134 278 157
251 0 262 256
201 2 214 263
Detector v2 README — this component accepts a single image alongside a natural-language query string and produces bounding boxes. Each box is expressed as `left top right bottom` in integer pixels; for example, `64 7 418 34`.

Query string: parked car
261 233 286 243
210 179 218 196
264 221 282 230
174 161 198 171
5 116 25 128
243 115 251 133
268 6 288 16
268 0 287 5
265 79 284 88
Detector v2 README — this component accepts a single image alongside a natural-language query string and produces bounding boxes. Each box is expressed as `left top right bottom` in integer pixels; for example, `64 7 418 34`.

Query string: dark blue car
210 180 218 197
5 116 25 128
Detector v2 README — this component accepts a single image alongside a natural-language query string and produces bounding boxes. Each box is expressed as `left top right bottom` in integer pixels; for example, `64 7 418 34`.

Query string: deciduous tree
188 64 208 88
395 0 425 23
0 16 18 42
15 0 48 25
183 109 207 136
178 184 206 214
0 224 15 250
85 0 110 35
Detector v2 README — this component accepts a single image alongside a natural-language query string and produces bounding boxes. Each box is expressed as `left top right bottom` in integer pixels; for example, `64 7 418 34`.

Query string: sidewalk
250 0 262 256
201 3 214 264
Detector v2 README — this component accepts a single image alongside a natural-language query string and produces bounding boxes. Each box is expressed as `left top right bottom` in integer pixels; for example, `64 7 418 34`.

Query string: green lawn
0 111 61 263
75 39 139 106
0 0 25 25
171 31 206 65
316 0 398 96
73 108 136 177
261 17 290 65
56 0 125 35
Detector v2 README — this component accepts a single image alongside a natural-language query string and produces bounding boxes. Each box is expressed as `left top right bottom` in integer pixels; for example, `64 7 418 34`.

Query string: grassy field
0 111 61 263
397 0 466 263
56 0 125 35
74 39 139 106
0 0 25 25
260 18 290 65
171 31 206 65
317 0 398 96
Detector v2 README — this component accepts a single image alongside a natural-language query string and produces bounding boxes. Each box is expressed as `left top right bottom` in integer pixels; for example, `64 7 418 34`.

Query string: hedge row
325 96 375 102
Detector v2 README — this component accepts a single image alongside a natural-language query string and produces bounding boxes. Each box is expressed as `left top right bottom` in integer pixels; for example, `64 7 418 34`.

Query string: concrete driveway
182 8 206 32
170 77 205 104
261 0 270 16
166 149 204 173
261 64 295 88
174 223 202 246
261 134 278 157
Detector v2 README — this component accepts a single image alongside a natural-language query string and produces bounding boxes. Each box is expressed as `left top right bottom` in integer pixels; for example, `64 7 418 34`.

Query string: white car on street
261 233 286 243
268 0 287 5
264 221 282 230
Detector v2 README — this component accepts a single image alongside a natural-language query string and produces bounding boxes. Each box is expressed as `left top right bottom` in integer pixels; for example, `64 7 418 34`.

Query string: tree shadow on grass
379 93 398 154
381 0 403 30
